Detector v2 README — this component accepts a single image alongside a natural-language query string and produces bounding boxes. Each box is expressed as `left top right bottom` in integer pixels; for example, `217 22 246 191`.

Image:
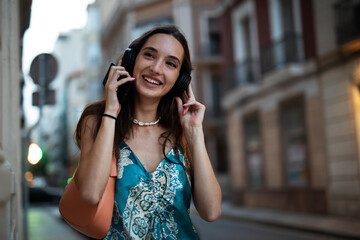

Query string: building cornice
221 60 317 111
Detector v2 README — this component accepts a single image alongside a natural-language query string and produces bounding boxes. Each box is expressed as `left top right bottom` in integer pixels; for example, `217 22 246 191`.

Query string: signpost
30 53 58 106
28 53 58 154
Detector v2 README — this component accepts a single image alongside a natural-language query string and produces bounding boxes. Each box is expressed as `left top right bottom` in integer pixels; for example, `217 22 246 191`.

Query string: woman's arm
176 84 222 222
74 114 116 205
185 127 222 222
75 61 135 205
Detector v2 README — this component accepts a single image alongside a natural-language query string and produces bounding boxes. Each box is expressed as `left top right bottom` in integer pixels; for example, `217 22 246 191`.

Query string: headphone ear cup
171 72 191 97
121 48 137 76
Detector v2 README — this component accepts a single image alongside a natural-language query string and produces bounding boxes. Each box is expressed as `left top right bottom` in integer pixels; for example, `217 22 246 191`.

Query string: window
241 16 252 59
208 17 221 55
334 0 360 48
235 16 257 85
200 17 221 57
216 135 228 173
243 113 263 188
211 73 222 117
229 0 259 89
281 0 296 35
280 97 308 187
262 0 303 73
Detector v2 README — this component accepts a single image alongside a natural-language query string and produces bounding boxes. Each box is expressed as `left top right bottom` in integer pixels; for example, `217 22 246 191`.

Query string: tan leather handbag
59 155 117 239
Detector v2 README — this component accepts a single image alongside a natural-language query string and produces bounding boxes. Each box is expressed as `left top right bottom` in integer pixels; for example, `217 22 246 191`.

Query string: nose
150 59 163 75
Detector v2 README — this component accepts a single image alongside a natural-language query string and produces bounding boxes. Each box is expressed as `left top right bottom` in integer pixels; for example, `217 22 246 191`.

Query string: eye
144 52 154 59
166 61 177 69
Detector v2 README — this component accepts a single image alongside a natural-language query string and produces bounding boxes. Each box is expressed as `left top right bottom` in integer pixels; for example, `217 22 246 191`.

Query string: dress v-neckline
122 142 174 174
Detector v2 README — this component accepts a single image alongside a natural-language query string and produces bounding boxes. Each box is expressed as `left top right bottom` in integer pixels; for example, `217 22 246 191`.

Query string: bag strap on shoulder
110 154 117 177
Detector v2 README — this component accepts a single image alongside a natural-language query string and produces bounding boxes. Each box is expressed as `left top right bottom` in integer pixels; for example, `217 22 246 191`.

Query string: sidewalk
27 205 89 240
220 201 360 239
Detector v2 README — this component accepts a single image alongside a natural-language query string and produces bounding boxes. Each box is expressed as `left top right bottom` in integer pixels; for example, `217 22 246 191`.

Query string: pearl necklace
133 118 160 126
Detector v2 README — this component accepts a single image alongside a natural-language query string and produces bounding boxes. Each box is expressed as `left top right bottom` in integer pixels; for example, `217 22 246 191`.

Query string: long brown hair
74 25 192 170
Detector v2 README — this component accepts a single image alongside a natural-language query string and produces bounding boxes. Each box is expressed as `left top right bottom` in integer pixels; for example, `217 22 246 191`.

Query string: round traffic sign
30 53 58 85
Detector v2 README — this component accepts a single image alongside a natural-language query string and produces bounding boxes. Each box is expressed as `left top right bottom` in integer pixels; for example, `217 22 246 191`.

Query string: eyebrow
143 46 181 65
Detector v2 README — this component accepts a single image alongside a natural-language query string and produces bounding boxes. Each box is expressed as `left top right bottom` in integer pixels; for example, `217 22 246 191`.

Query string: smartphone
102 62 133 105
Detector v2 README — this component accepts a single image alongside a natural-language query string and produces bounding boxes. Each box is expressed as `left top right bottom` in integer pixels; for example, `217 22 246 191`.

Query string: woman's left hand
175 83 205 131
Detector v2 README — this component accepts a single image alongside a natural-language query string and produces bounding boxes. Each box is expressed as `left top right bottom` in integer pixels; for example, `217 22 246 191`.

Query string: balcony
334 0 360 52
197 41 222 65
200 41 221 57
260 33 304 74
226 59 260 90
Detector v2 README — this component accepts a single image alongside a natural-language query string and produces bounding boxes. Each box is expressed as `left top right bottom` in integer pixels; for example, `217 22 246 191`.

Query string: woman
74 25 221 239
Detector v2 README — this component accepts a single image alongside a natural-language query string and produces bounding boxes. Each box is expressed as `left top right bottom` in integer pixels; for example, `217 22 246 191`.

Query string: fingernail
183 109 187 115
131 77 135 80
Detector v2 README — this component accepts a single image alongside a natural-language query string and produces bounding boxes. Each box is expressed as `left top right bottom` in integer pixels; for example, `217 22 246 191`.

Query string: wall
320 59 360 216
0 0 31 238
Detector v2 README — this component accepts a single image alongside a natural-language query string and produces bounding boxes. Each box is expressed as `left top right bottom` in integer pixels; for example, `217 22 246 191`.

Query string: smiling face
132 33 184 100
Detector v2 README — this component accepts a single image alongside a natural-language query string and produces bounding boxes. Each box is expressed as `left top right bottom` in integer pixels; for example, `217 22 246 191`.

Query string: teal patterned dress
104 142 199 240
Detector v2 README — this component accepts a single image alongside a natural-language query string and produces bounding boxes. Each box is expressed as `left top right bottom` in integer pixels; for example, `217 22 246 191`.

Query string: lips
143 76 162 85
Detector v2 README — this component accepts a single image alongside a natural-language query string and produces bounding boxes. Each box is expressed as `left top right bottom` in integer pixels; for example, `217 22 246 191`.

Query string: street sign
30 53 58 106
30 53 58 85
32 89 56 106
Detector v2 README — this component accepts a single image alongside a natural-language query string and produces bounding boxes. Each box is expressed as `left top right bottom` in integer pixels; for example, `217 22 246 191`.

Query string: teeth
144 77 161 85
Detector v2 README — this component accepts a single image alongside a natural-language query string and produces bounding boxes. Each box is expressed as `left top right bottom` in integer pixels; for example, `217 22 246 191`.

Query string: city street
27 205 349 240
191 215 347 240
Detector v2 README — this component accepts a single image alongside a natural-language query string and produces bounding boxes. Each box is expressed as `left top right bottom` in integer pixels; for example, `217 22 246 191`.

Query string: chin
136 86 169 100
135 88 161 100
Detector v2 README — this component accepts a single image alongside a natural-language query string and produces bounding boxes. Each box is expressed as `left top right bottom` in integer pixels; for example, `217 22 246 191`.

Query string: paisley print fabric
104 142 199 240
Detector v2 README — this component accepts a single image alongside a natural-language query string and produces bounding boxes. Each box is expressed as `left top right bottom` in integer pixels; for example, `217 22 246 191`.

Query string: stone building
0 0 32 239
220 0 360 217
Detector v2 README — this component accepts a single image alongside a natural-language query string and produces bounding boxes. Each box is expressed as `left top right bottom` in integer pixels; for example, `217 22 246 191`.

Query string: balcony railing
260 33 304 74
334 0 360 46
200 42 221 58
226 59 260 90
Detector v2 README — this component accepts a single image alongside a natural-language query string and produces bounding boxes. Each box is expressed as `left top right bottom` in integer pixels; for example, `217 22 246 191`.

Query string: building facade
43 2 104 180
221 0 360 217
0 0 32 239
52 29 88 177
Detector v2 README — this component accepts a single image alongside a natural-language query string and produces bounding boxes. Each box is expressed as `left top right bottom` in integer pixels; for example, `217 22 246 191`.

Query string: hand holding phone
102 62 134 105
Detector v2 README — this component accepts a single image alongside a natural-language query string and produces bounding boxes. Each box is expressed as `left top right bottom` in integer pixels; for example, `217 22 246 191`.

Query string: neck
134 95 160 122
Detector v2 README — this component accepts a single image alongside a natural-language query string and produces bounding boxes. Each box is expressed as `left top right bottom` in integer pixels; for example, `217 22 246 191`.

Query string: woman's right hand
104 59 135 116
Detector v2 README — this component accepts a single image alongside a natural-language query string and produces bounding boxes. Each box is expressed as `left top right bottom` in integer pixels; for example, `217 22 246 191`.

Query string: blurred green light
67 177 72 185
